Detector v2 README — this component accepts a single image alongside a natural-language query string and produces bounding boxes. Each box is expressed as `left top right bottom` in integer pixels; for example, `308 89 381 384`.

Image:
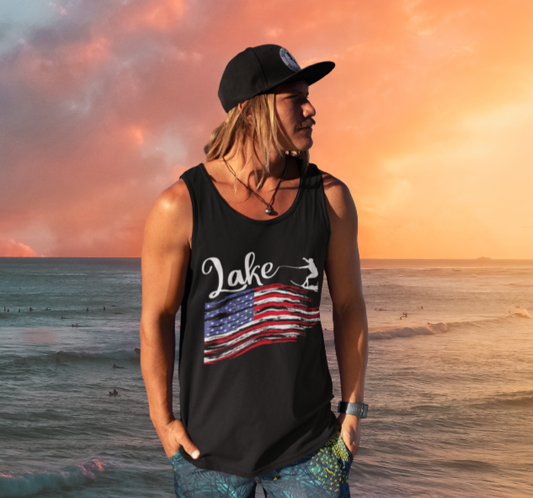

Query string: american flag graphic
203 283 320 364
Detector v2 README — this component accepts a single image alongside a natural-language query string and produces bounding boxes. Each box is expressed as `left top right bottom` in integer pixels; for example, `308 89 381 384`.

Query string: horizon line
1 257 533 261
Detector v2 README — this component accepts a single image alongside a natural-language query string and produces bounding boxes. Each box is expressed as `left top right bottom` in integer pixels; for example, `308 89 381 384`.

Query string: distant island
476 256 492 260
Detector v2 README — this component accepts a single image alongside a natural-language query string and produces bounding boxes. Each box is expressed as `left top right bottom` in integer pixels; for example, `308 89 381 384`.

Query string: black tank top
178 160 337 477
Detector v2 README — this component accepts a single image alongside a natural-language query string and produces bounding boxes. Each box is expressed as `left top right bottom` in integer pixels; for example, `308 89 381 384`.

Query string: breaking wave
509 307 532 319
0 349 142 372
369 311 530 340
53 349 141 363
0 459 105 497
369 322 450 340
474 390 533 409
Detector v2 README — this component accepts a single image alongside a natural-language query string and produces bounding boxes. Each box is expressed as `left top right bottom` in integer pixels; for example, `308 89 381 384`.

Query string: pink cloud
0 239 36 257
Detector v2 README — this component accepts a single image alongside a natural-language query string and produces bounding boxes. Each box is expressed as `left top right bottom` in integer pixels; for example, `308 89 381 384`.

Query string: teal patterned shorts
169 432 353 497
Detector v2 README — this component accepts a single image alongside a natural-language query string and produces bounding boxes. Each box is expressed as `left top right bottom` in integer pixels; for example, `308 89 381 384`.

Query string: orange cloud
0 239 36 257
118 0 185 32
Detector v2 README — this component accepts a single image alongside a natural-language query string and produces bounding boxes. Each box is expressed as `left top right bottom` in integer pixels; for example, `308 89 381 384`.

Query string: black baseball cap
218 44 335 113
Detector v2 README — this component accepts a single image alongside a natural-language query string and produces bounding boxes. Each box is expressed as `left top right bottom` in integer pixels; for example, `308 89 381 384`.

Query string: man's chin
299 138 313 151
281 136 313 153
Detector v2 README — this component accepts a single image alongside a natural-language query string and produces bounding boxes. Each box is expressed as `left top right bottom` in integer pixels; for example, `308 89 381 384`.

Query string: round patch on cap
279 47 300 72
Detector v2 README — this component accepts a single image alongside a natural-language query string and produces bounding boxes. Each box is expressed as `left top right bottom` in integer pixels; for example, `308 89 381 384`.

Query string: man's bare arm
323 173 368 456
140 180 199 459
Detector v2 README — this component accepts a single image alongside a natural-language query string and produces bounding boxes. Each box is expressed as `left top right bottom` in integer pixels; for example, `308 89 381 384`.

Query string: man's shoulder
143 174 195 253
155 163 205 210
313 167 357 227
150 177 194 223
315 167 352 201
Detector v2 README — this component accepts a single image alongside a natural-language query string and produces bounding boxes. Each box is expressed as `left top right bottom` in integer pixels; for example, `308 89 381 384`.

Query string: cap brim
264 61 335 93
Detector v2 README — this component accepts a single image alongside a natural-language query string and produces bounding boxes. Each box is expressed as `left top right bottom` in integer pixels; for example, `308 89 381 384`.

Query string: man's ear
238 102 252 125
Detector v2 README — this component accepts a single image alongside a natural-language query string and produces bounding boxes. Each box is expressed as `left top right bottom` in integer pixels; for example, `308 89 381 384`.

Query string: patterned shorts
169 432 353 497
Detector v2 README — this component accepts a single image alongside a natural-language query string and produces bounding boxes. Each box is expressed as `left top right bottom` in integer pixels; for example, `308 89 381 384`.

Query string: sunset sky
1 0 532 258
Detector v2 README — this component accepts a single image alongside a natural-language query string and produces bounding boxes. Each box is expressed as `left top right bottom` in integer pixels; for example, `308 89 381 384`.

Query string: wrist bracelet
338 401 368 418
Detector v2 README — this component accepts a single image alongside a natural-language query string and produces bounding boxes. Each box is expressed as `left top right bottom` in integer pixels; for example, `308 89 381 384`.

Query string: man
140 44 368 497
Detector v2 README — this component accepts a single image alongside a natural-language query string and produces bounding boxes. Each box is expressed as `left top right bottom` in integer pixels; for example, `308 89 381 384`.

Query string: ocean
0 258 532 497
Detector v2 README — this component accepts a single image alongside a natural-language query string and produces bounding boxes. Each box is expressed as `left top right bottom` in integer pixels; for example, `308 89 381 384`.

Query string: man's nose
303 100 316 118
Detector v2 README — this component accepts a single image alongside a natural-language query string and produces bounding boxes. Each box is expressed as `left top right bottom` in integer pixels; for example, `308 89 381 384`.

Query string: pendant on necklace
265 208 272 215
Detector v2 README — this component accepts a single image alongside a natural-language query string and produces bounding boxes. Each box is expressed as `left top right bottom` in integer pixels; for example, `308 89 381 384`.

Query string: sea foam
510 307 532 319
0 459 105 497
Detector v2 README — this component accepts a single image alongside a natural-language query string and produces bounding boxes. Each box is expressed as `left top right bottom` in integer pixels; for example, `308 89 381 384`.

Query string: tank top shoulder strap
299 161 330 232
180 163 214 247
180 163 208 209
301 161 322 189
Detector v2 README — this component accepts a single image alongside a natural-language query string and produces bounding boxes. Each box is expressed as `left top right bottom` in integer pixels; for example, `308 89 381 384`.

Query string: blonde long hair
204 93 309 187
